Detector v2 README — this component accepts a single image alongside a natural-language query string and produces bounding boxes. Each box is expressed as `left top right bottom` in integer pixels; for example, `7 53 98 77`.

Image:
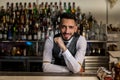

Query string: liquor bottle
71 2 76 14
28 2 32 19
37 26 41 40
10 3 14 17
41 2 45 18
100 48 105 56
15 2 20 20
49 2 53 14
23 2 27 17
90 47 95 56
6 2 10 23
6 2 10 10
85 43 91 56
87 14 94 31
2 23 8 41
17 23 22 41
82 26 86 37
94 48 99 56
16 47 22 56
33 23 38 40
2 11 8 40
23 25 27 40
11 47 17 56
25 23 29 40
19 2 23 14
67 2 71 13
1 6 6 23
93 20 100 40
33 2 38 18
10 3 15 20
59 1 63 14
44 2 48 16
25 41 35 56
7 25 13 41
39 3 44 22
47 4 51 17
27 20 32 41
41 25 45 40
0 24 3 40
49 29 54 37
54 2 59 15
20 13 25 25
76 6 82 21
23 48 26 56
99 22 107 41
33 29 38 41
63 2 67 13
46 22 51 38
12 19 17 41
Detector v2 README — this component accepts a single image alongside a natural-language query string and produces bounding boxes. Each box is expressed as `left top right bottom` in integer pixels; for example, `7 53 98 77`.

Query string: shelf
2 39 115 43
0 56 43 60
87 40 106 43
107 41 119 43
109 51 120 53
0 40 45 43
107 32 120 34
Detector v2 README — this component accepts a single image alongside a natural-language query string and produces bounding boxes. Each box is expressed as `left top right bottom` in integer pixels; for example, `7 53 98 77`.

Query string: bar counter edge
0 72 97 76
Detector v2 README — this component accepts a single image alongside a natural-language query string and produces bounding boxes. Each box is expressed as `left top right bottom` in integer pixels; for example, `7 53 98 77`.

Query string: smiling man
43 13 87 73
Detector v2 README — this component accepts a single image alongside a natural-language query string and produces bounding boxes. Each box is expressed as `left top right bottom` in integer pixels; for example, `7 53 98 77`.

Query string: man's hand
54 37 67 52
80 67 84 72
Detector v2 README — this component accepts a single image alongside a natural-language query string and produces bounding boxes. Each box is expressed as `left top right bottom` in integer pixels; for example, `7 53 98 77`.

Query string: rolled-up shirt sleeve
62 36 87 73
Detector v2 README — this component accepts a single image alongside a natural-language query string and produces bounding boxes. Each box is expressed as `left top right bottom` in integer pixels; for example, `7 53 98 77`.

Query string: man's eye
61 25 66 28
69 26 74 29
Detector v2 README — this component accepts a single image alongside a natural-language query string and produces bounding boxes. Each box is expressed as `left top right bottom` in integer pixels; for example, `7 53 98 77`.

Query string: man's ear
75 26 78 32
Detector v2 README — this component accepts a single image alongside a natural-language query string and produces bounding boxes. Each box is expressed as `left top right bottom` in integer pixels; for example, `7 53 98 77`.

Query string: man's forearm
62 50 82 73
43 63 69 72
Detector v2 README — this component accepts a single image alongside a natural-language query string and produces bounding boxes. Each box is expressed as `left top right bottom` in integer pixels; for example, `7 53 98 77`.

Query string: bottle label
3 34 7 39
34 34 37 40
37 31 41 40
22 35 26 40
28 35 32 40
41 33 45 40
23 35 27 40
8 36 12 40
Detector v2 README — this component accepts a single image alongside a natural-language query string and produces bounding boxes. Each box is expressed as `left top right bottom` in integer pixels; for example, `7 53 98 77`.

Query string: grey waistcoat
52 34 79 66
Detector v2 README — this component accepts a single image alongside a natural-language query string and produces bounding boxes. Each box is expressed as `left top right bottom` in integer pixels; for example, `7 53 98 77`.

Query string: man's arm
42 37 69 72
54 36 87 73
43 62 69 72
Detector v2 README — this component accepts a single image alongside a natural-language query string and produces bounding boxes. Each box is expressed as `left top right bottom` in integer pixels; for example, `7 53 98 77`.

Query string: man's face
59 18 77 41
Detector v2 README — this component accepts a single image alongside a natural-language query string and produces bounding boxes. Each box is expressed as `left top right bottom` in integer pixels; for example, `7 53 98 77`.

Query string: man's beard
61 33 76 41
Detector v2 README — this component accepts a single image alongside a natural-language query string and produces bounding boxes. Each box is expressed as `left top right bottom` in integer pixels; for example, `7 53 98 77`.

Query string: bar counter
0 72 98 80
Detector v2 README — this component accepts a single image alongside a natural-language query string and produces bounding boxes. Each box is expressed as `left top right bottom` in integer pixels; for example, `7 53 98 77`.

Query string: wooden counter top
0 76 99 80
0 72 96 76
0 72 99 80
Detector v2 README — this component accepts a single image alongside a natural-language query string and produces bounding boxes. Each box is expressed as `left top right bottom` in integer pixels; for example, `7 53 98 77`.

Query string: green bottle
67 2 71 13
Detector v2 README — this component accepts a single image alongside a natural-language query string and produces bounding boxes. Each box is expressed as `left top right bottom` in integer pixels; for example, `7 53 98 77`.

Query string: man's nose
65 27 69 32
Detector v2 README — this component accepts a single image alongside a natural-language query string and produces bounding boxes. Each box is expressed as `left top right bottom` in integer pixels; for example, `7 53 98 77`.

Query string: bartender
43 13 87 73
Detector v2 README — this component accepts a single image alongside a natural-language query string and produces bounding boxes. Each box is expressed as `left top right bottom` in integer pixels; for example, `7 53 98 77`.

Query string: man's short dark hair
60 13 76 22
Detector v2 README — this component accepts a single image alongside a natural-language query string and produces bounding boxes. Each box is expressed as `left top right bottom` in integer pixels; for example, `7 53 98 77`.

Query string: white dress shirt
43 35 87 73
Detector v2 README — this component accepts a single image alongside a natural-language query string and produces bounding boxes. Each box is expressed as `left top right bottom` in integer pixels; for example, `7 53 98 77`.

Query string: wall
0 0 120 26
107 0 120 27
